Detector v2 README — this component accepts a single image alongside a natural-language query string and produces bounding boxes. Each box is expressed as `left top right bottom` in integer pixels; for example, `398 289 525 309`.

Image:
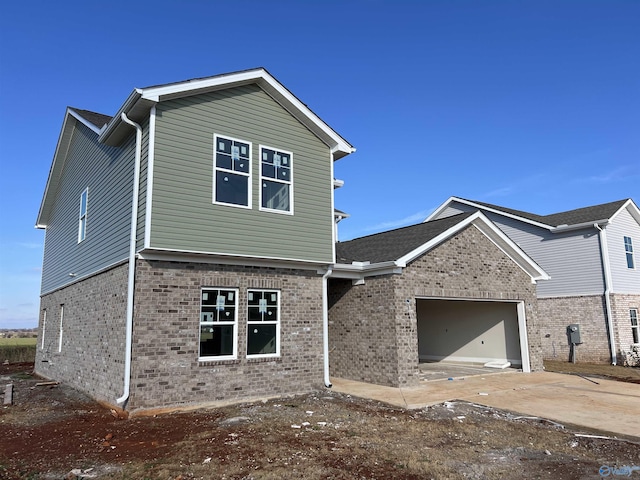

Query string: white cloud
362 208 436 233
575 165 638 184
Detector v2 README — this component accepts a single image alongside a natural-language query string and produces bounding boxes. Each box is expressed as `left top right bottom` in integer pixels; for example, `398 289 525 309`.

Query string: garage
416 298 528 370
330 211 547 387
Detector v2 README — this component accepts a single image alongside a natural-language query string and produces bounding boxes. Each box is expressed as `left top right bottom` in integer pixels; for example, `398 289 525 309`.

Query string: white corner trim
144 106 156 249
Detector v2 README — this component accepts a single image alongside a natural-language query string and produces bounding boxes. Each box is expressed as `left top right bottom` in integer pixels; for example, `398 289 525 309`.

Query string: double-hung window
631 309 639 344
78 188 88 242
624 236 634 269
200 288 238 360
247 290 280 357
260 146 292 213
214 135 251 208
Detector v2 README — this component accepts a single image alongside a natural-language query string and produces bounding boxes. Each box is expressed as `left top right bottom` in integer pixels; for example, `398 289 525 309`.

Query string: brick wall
329 225 542 388
611 293 640 359
35 262 128 404
128 259 325 411
537 295 611 363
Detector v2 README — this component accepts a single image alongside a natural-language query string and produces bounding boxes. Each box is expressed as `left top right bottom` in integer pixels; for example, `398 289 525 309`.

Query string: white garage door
417 299 523 367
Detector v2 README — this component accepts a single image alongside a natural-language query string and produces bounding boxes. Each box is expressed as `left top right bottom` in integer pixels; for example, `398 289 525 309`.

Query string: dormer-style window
213 135 251 208
78 188 88 242
624 236 634 269
260 146 292 214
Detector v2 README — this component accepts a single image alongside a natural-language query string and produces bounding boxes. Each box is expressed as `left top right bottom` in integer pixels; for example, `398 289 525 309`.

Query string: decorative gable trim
332 211 550 284
609 199 640 226
98 68 355 159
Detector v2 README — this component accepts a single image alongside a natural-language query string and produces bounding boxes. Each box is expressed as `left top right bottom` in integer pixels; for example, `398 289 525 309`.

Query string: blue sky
0 1 638 328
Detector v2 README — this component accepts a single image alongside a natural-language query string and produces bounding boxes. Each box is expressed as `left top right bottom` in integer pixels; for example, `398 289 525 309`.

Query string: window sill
198 357 240 366
246 356 281 364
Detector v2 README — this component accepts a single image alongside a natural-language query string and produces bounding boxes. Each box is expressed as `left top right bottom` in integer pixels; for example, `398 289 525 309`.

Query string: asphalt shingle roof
336 212 475 264
70 108 112 129
461 198 629 227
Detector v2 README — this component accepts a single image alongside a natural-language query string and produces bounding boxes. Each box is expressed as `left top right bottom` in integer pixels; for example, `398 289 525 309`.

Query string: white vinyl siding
608 208 640 293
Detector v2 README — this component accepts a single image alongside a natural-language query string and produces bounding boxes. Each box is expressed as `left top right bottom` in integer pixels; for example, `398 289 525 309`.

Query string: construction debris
3 384 13 405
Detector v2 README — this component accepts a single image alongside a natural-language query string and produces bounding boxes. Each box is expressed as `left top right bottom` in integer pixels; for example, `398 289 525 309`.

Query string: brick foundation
35 262 128 405
128 259 325 411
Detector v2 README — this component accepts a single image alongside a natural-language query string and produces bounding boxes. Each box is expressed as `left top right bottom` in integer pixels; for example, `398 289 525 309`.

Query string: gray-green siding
41 121 135 294
150 84 334 263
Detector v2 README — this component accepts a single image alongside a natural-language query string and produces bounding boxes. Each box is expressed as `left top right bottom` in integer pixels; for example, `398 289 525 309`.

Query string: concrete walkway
331 371 640 440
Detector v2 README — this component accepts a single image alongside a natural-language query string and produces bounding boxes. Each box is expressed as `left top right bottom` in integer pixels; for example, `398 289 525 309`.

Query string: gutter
322 266 333 388
594 223 617 365
116 113 143 405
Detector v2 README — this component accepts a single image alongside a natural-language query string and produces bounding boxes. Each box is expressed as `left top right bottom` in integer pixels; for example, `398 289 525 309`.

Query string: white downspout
117 113 143 405
322 266 334 387
595 223 617 365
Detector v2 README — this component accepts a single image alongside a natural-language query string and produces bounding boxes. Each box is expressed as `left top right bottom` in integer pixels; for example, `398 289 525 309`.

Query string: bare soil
1 362 639 479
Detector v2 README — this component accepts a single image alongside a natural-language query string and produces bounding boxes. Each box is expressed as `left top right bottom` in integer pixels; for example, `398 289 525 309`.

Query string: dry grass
544 359 640 384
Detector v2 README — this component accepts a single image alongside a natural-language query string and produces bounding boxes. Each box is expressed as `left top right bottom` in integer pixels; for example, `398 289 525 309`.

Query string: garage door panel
417 299 521 365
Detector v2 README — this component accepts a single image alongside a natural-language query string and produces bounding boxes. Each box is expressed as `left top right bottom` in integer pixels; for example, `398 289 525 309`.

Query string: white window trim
259 144 294 215
58 305 64 353
631 308 639 345
624 236 635 269
199 287 239 361
41 309 46 350
212 134 252 209
78 188 88 243
247 289 281 358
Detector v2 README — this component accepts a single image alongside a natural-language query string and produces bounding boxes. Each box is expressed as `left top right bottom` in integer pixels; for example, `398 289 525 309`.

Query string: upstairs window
200 288 238 360
214 135 251 208
78 188 88 242
247 289 280 357
631 309 639 344
624 236 634 269
260 146 292 213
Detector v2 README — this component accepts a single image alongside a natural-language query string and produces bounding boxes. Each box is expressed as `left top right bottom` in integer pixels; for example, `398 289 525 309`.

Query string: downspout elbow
322 266 334 388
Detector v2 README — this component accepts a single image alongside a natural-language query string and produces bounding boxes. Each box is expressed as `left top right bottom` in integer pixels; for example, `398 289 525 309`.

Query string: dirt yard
1 362 639 479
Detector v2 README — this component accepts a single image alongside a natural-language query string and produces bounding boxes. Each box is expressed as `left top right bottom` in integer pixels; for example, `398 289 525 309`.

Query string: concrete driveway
331 371 640 440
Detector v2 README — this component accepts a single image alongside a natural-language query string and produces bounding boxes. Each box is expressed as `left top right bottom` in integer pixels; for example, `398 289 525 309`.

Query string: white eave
36 108 106 228
333 211 550 284
98 68 355 159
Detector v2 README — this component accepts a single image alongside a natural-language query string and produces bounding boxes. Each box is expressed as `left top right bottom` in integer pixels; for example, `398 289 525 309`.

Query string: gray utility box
567 324 582 344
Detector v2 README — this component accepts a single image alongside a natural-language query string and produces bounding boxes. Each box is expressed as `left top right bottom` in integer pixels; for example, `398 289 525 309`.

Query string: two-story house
35 68 355 412
427 197 640 365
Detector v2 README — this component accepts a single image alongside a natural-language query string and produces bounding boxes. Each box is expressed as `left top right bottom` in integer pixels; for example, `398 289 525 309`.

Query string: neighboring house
35 68 355 412
427 197 640 365
328 211 549 388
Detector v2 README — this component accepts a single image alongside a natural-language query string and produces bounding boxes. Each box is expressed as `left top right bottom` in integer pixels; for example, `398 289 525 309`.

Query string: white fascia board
424 196 457 222
97 88 146 145
138 248 327 271
36 109 79 227
553 219 610 232
398 211 483 266
68 109 103 135
470 214 550 281
430 197 555 231
140 69 354 158
609 199 640 225
330 261 403 280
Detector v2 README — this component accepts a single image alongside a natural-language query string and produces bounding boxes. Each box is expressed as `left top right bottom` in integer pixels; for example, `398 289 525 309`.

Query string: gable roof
98 67 355 159
427 197 639 231
333 211 549 282
337 213 475 264
37 68 355 228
